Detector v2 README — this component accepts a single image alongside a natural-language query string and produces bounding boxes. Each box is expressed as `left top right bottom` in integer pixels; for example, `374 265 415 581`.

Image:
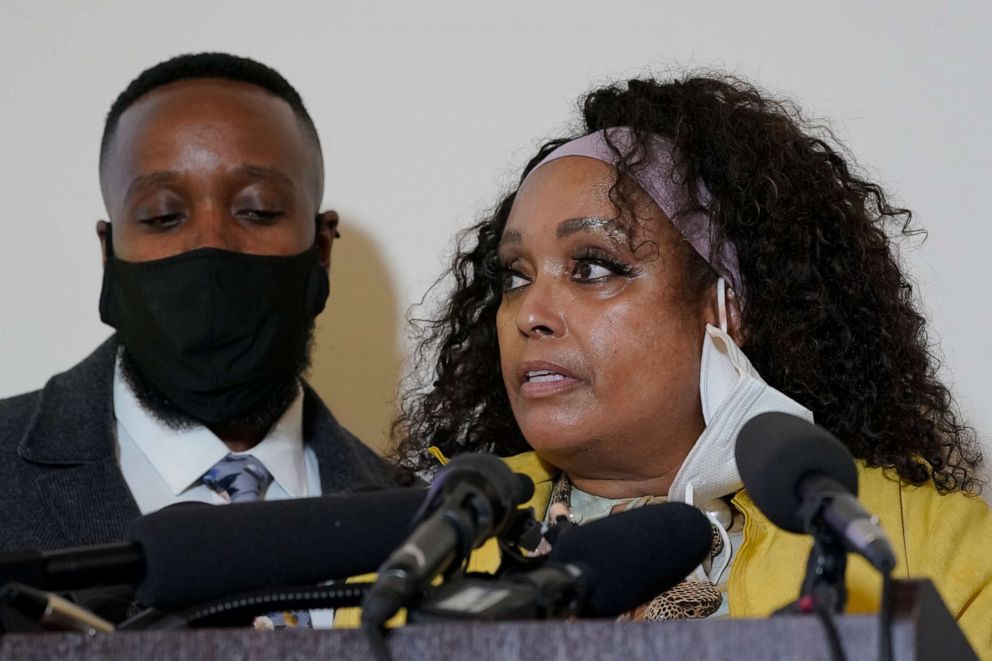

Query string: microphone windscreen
514 473 536 504
436 454 533 508
130 488 426 608
735 412 858 533
548 502 712 617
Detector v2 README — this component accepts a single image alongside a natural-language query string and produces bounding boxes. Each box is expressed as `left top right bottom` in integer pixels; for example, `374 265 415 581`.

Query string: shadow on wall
309 221 402 456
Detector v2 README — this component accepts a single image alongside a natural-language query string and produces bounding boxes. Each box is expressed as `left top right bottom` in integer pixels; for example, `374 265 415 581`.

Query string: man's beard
119 329 315 439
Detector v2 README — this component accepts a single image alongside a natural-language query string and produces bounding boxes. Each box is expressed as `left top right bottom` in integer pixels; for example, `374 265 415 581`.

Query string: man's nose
514 275 566 339
185 205 242 252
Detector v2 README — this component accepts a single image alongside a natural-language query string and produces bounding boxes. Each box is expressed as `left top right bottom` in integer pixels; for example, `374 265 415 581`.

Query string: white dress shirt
112 356 332 628
113 358 321 513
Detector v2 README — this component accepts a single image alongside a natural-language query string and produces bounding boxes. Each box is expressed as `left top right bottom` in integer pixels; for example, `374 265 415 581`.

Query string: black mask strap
103 223 116 260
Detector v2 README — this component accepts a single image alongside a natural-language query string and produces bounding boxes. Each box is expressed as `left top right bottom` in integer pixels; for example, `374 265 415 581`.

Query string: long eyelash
491 256 528 292
573 247 639 277
489 256 513 280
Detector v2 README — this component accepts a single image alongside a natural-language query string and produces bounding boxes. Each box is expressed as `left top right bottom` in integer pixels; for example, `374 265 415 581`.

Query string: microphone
0 582 115 634
412 502 713 621
0 544 144 593
0 488 427 609
547 501 713 616
361 453 534 628
735 412 896 574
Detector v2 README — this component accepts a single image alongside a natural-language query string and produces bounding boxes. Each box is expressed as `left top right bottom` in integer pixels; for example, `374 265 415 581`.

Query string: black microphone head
514 473 536 504
735 412 858 534
429 453 534 528
129 487 426 608
547 503 712 617
437 454 532 502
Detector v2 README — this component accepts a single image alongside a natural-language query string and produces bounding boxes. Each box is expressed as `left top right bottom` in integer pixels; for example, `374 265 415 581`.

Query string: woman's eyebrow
498 230 522 247
557 216 628 244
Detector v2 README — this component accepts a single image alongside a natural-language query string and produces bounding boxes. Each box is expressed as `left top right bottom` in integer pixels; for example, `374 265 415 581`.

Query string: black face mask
99 233 329 424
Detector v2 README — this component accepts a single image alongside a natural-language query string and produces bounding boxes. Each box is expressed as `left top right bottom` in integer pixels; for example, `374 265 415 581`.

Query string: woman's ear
724 285 744 347
702 277 745 347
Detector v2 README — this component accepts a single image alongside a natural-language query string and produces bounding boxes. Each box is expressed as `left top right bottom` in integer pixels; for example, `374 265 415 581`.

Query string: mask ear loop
684 482 706 582
717 277 728 334
103 223 115 259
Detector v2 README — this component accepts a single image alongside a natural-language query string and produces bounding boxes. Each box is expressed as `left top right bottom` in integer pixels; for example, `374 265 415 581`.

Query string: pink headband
523 127 741 294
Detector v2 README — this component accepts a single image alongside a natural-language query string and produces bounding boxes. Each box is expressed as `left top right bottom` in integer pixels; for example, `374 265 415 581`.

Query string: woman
393 75 991 648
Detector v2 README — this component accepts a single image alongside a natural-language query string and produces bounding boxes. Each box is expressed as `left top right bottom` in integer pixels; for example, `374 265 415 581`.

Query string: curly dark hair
393 74 983 494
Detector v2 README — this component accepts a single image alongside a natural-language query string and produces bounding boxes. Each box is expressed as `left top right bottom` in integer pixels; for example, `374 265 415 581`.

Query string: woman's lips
517 361 583 398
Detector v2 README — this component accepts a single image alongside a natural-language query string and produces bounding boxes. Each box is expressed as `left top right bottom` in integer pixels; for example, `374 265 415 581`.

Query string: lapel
16 341 391 546
301 383 395 494
17 336 140 547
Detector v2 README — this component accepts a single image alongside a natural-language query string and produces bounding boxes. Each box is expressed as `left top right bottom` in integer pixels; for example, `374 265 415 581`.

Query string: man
0 53 398 554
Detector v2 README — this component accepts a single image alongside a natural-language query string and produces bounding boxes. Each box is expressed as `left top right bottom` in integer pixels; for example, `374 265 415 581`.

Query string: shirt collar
113 355 308 498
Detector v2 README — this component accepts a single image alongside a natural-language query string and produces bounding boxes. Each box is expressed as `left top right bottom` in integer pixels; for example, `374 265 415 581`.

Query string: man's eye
138 213 183 227
237 209 283 223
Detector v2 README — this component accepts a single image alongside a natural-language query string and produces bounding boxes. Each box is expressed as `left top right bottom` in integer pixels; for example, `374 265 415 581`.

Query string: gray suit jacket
0 337 399 552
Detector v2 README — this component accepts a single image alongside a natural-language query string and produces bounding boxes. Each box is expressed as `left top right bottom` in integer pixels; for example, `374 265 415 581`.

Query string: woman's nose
515 275 566 339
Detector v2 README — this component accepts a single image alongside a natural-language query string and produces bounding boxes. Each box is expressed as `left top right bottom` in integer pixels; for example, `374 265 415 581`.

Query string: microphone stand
774 528 848 661
799 533 848 614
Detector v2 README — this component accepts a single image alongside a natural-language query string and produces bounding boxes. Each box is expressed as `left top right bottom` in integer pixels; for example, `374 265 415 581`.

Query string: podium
0 580 978 660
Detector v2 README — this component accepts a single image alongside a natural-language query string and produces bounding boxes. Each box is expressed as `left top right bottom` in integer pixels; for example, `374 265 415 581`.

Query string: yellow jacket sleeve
898 482 992 657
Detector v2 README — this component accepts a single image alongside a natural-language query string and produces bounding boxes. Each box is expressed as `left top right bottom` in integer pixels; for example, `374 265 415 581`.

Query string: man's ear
315 210 339 271
96 220 110 265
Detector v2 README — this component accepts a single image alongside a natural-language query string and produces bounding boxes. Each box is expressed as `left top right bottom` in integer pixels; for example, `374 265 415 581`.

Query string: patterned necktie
202 454 273 503
201 454 312 629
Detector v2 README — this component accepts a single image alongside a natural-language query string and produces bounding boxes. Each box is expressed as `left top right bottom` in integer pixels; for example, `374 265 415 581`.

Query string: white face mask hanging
667 281 814 506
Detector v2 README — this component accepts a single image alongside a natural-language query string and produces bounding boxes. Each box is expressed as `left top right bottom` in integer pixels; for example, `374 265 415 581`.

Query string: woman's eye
502 271 530 292
573 261 615 281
